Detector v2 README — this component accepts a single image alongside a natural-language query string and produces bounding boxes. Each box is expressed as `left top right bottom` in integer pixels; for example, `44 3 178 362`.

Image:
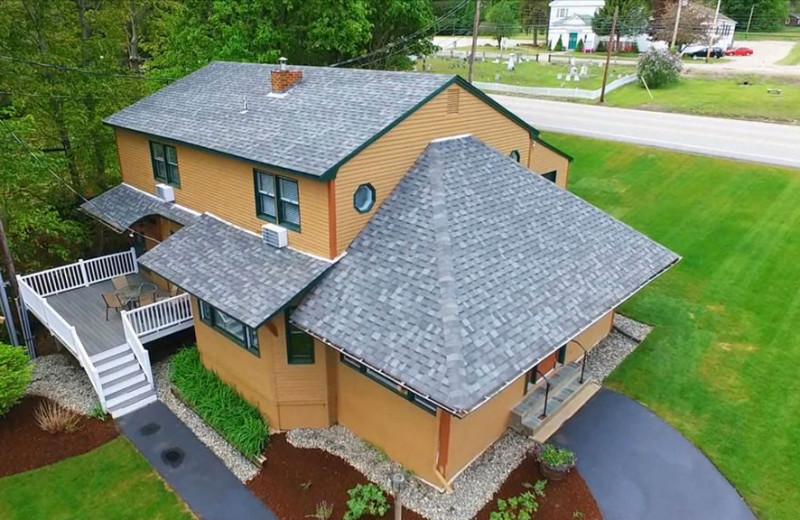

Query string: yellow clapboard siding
529 140 570 188
115 128 330 258
333 84 532 254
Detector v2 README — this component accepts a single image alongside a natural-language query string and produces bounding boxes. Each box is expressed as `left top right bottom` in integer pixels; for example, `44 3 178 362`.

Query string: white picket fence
475 74 639 100
20 248 138 297
17 277 106 409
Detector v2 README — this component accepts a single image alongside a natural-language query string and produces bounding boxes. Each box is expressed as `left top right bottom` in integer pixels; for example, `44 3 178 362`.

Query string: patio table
116 283 158 309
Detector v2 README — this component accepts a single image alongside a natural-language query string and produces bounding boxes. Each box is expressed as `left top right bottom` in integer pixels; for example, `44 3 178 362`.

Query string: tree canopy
484 0 521 47
592 0 649 39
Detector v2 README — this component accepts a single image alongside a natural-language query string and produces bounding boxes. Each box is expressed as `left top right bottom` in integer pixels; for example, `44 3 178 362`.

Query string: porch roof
292 136 680 415
80 183 198 231
138 213 333 328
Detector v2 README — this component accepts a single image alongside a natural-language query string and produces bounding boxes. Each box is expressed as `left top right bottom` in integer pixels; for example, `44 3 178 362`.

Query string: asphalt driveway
551 389 755 520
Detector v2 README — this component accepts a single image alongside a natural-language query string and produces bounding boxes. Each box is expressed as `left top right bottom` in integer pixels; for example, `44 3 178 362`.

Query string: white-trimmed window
255 170 301 231
199 299 259 355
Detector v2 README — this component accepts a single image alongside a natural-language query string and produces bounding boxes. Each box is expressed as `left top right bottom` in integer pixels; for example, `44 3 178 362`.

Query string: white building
547 0 738 52
547 0 604 51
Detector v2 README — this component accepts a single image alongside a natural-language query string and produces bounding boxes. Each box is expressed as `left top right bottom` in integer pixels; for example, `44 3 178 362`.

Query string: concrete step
99 360 140 385
532 381 601 443
109 392 157 418
90 344 130 363
95 352 135 374
102 372 146 396
512 361 583 419
106 382 153 409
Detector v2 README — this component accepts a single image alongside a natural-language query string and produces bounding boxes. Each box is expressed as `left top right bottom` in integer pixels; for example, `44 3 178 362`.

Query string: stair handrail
120 310 154 386
570 339 589 384
536 368 551 418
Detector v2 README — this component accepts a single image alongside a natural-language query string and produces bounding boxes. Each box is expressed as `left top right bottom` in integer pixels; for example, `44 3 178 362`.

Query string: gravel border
288 425 535 520
153 358 260 482
585 314 653 381
26 354 98 415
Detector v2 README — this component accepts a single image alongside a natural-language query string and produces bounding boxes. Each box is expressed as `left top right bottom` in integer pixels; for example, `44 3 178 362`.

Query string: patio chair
102 293 125 321
138 292 156 306
111 276 130 291
156 284 180 301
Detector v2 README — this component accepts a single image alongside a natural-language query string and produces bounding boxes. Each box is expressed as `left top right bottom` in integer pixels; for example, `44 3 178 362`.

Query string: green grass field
737 27 800 41
0 438 192 520
777 42 800 65
422 57 635 89
604 75 800 122
545 133 800 520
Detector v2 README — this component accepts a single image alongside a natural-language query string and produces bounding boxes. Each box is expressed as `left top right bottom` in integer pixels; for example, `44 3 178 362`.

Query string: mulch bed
248 434 601 520
0 395 119 478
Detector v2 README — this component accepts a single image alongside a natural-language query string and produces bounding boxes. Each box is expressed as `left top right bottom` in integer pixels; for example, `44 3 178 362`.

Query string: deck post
130 247 139 273
78 259 89 287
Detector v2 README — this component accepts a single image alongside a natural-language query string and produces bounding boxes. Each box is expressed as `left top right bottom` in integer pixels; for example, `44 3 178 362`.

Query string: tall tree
485 0 521 48
520 0 549 46
721 0 787 31
363 0 435 69
649 1 714 48
592 0 648 50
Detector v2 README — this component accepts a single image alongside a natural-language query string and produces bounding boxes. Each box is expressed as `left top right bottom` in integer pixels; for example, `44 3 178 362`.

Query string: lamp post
391 472 407 520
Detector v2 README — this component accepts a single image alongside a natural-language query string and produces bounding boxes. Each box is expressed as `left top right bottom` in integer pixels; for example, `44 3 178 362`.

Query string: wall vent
446 88 460 114
262 223 288 248
155 183 175 202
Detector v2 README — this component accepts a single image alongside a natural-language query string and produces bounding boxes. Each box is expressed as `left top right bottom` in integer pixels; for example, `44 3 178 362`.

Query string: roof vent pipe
279 57 288 71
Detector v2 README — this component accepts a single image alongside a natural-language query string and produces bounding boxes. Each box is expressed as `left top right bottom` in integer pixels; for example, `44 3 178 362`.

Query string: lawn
736 27 800 41
603 75 800 122
545 133 800 520
777 42 800 65
0 437 193 520
421 57 635 89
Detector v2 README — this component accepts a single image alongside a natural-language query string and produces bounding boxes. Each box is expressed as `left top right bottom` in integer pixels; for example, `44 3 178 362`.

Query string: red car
725 47 754 56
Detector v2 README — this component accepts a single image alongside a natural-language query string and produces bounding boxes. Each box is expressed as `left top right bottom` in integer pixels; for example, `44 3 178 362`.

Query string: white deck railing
124 293 193 338
17 277 107 410
20 248 138 297
121 311 153 385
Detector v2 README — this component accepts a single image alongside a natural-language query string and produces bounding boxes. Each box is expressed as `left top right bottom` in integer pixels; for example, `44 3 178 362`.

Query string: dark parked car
684 46 725 59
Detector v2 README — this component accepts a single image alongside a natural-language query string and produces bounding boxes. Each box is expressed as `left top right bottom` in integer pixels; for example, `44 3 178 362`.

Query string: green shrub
596 39 606 52
0 343 32 416
637 47 682 88
576 37 584 53
170 347 268 458
554 35 564 51
343 483 389 520
88 403 108 421
490 490 542 520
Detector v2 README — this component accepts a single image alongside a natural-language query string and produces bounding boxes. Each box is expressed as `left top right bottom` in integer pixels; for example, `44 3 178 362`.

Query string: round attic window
354 184 376 213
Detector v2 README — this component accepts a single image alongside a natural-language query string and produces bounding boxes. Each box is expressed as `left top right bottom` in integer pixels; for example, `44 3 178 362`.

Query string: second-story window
255 170 301 231
149 141 180 187
557 7 568 17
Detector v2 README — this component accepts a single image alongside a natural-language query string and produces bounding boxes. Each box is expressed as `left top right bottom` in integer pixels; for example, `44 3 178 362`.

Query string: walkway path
118 402 277 520
494 95 800 169
551 389 755 520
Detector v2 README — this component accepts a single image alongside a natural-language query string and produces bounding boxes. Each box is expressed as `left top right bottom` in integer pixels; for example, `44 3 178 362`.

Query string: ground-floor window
286 313 315 364
340 354 438 414
198 299 259 356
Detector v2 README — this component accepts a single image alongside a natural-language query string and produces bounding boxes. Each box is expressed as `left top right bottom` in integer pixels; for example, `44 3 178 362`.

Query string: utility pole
745 3 755 37
705 0 722 63
600 5 619 103
467 0 482 83
670 0 684 50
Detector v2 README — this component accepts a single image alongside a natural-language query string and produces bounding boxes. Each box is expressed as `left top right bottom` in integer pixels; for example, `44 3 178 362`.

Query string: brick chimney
270 57 303 94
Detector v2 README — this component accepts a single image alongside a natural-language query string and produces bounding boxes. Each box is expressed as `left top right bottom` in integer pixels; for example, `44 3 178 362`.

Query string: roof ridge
427 142 469 412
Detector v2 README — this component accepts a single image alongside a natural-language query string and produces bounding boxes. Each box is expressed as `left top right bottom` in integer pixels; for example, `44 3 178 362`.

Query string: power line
0 119 163 245
0 55 177 82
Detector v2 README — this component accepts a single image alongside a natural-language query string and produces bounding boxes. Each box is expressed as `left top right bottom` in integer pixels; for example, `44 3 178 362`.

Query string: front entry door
568 32 579 50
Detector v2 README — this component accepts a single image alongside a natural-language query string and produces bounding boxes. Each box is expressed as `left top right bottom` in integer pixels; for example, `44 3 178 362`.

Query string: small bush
0 343 32 416
596 40 606 52
343 483 389 520
170 347 268 458
637 47 682 88
490 490 542 520
34 400 81 433
88 403 108 421
576 38 584 53
307 500 333 520
537 444 576 468
554 35 564 51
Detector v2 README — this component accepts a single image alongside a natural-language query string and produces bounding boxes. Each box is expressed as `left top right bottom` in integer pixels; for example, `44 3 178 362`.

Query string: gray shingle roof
139 213 333 328
80 183 198 230
104 62 455 177
291 136 679 414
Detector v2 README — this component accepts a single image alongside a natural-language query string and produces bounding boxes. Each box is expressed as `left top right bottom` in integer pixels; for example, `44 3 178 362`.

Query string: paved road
494 95 800 169
118 402 277 520
552 389 755 520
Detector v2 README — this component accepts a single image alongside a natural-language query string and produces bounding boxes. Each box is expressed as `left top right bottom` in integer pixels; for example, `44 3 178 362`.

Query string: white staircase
91 344 156 418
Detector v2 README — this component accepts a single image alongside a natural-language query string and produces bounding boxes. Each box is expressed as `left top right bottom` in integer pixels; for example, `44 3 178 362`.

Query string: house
17 60 679 489
547 0 738 51
547 0 604 50
786 13 800 26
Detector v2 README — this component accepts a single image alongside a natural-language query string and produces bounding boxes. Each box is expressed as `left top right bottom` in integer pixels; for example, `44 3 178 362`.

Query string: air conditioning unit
262 223 288 248
155 183 175 202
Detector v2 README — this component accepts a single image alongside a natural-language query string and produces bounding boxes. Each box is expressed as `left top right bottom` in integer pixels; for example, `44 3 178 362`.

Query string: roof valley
427 144 469 412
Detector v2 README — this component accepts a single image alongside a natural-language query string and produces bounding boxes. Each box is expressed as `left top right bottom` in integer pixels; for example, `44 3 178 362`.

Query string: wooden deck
48 274 148 356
